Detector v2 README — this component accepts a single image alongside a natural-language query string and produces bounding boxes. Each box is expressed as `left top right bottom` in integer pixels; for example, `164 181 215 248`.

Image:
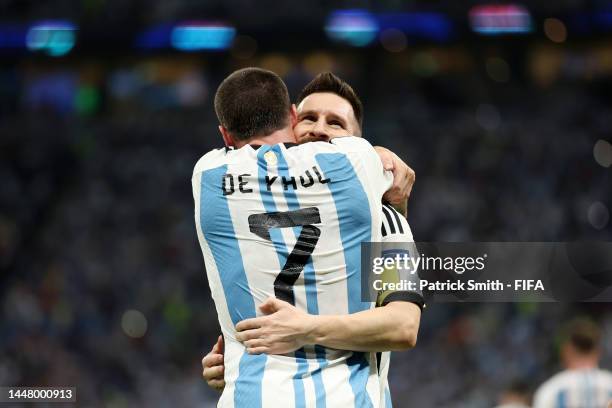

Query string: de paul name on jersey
221 165 331 196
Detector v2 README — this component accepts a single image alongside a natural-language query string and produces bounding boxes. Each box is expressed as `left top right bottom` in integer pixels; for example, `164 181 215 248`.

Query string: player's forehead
296 92 355 121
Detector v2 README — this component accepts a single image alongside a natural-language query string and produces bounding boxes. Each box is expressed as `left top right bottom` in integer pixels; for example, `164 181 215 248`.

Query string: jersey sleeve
329 136 393 199
191 148 228 199
376 203 425 310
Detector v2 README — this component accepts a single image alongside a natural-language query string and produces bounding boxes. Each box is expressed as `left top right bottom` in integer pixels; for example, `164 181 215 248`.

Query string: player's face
294 92 360 144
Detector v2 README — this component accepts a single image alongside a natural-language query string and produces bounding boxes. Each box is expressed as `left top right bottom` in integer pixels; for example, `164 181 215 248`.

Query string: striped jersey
533 368 612 408
192 136 419 408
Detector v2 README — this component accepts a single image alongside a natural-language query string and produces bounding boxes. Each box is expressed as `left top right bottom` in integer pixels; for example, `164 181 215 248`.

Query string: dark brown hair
297 72 363 129
214 67 291 141
562 318 601 353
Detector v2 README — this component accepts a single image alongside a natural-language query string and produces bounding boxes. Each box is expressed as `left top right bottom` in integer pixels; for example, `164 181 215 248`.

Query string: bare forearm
306 302 421 352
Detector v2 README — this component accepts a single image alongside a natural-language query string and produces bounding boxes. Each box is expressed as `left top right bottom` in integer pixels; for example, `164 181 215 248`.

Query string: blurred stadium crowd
1 1 612 407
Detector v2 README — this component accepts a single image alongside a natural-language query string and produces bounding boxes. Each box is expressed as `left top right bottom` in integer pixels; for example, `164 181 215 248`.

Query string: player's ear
289 104 298 127
219 125 235 147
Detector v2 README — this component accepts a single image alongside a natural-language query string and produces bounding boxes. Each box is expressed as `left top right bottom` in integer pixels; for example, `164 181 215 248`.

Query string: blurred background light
325 9 379 47
469 5 533 35
26 20 76 56
121 309 148 339
171 22 235 51
588 201 610 230
593 139 612 168
176 71 207 106
544 18 568 43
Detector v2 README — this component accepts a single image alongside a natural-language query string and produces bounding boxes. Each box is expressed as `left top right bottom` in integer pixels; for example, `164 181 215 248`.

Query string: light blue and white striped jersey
533 368 612 408
193 136 417 408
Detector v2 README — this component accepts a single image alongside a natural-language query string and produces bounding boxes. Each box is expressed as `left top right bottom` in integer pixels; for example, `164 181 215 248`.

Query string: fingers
259 297 285 314
258 297 277 314
244 338 267 350
381 153 394 171
398 166 415 198
212 335 224 354
374 146 395 171
246 346 268 355
373 146 394 170
401 165 415 187
390 154 407 178
202 342 226 391
407 166 416 183
203 364 224 381
203 352 224 368
405 166 415 197
208 379 225 390
384 158 415 206
236 328 263 342
236 317 264 332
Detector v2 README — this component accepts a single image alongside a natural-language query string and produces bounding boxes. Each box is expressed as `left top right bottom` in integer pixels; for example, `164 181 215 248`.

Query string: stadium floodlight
26 20 77 56
325 9 379 47
171 22 236 51
469 4 533 35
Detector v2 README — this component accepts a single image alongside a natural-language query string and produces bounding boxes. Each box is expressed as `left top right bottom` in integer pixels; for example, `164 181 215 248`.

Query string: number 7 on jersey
248 207 321 305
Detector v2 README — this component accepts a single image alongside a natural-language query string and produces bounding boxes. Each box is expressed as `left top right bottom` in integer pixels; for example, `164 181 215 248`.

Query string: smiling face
294 92 361 144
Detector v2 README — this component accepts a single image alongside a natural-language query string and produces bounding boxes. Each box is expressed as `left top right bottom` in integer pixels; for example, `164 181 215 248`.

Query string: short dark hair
214 67 291 141
297 72 363 129
562 318 601 353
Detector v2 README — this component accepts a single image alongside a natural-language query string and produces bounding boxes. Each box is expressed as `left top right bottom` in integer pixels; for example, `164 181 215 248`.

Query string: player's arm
311 203 425 352
236 296 420 353
204 299 419 387
373 146 415 217
376 203 424 308
309 300 421 351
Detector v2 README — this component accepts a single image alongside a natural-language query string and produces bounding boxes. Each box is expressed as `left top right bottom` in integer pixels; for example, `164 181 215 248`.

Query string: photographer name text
373 279 545 292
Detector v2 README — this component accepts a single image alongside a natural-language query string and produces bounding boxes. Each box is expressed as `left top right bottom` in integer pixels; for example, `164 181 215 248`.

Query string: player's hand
202 335 225 392
235 297 315 355
374 146 415 216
